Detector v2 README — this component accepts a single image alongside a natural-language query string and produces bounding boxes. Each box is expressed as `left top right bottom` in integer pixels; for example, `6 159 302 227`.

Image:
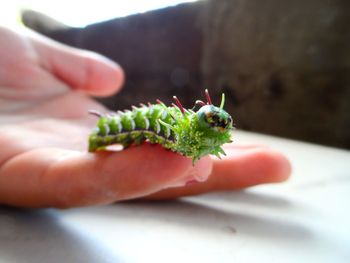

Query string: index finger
0 144 212 208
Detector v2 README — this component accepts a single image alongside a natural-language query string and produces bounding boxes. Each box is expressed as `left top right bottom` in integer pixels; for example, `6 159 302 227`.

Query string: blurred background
2 0 349 149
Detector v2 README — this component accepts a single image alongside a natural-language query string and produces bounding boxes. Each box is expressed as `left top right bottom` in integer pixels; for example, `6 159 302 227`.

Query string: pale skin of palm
0 26 292 208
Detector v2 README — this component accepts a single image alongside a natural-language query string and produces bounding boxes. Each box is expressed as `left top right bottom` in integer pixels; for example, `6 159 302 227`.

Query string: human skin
0 26 291 208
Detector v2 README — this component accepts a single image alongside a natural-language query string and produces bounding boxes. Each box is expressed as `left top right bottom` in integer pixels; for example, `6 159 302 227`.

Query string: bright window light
1 0 198 27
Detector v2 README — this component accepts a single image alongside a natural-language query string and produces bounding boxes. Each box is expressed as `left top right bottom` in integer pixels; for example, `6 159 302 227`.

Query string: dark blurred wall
200 0 350 148
23 0 350 148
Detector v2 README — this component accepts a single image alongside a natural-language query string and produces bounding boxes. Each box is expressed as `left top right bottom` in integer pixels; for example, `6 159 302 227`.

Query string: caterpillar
88 90 233 163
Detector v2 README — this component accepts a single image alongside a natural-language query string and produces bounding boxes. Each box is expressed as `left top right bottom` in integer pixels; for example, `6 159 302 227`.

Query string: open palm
0 26 291 208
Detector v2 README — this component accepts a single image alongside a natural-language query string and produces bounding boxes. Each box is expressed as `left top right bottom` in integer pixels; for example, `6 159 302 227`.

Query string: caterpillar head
171 89 234 163
195 90 233 133
197 105 233 133
186 90 233 162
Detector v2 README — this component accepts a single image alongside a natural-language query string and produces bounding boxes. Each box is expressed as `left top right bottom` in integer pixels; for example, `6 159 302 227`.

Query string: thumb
29 28 124 97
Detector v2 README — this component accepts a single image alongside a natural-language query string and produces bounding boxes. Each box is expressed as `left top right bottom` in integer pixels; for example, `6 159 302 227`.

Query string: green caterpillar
88 90 233 163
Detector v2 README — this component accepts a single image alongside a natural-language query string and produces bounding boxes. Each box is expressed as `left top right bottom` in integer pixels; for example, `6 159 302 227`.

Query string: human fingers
0 145 212 208
146 147 291 199
27 28 124 97
0 26 68 99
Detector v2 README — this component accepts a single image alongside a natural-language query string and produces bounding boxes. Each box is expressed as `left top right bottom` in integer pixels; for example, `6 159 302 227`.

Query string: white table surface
1 131 349 263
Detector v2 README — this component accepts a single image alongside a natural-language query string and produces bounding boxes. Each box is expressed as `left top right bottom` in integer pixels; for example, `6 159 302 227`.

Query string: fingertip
266 150 292 183
32 33 125 97
165 156 213 188
246 148 292 184
192 156 213 182
209 147 292 190
83 52 125 97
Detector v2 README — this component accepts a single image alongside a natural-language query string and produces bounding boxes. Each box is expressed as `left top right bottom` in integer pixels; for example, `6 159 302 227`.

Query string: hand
0 26 291 208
